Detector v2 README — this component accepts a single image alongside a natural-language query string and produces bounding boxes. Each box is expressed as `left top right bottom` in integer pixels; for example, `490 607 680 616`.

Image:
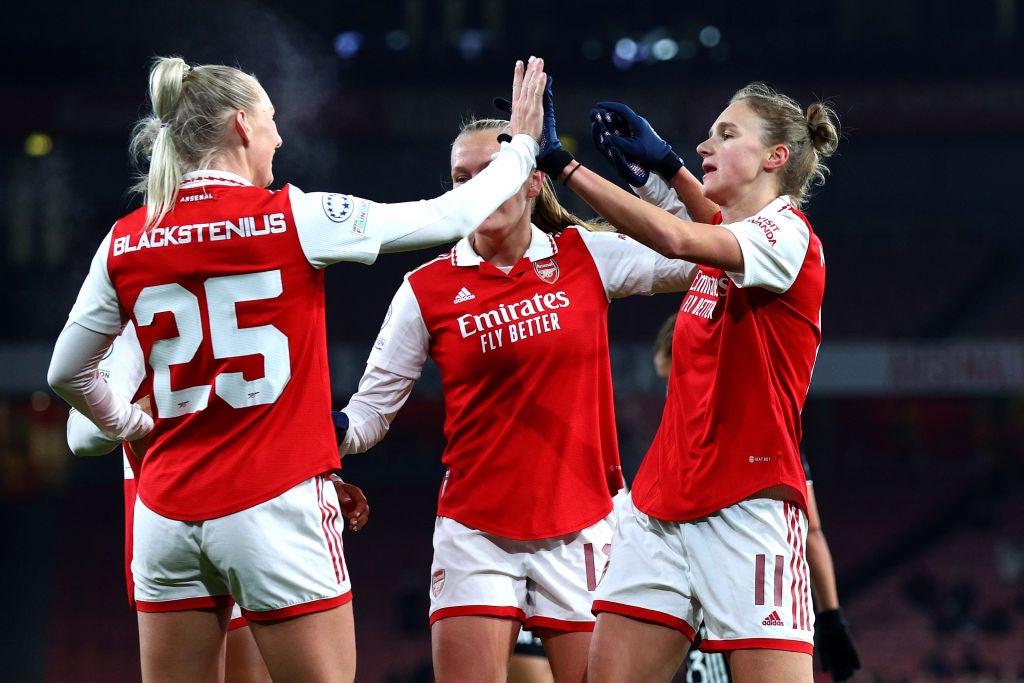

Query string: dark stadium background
2 2 1022 681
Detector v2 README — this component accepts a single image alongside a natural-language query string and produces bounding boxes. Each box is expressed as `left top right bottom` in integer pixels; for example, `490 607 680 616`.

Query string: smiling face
696 100 782 217
450 129 539 243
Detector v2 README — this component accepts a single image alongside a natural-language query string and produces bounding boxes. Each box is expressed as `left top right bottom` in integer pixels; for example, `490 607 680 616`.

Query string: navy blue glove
816 608 861 682
494 76 574 179
591 107 650 187
590 101 683 186
331 410 349 445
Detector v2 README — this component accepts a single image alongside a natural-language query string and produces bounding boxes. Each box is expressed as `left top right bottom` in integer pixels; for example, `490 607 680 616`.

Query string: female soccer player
537 81 841 683
335 115 706 683
64 323 371 683
48 54 546 683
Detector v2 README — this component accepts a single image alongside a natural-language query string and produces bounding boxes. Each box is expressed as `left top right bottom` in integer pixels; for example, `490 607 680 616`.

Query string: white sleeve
635 174 693 221
294 134 540 268
722 204 809 292
48 322 153 443
339 364 417 456
67 230 130 334
577 228 698 298
65 324 147 456
339 278 428 455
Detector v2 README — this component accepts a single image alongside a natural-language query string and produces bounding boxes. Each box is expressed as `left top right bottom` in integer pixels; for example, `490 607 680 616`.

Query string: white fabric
49 322 152 443
720 196 810 293
428 513 615 629
339 364 416 456
132 475 351 613
635 174 694 221
65 323 146 458
294 134 540 268
595 494 814 650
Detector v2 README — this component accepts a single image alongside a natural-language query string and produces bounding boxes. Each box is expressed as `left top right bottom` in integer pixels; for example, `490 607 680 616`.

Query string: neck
471 223 532 268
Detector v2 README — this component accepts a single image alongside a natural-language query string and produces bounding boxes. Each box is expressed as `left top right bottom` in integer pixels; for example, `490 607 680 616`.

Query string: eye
452 175 471 186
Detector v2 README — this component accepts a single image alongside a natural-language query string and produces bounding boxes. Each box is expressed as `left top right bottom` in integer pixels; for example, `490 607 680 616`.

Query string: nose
696 138 710 157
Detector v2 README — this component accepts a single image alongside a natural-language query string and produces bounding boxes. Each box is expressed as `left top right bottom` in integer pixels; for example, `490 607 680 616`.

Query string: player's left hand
333 478 370 532
591 101 683 183
816 608 861 682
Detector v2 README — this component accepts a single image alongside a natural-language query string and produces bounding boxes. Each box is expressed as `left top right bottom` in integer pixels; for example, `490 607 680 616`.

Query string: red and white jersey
66 152 536 520
367 226 696 539
632 196 823 522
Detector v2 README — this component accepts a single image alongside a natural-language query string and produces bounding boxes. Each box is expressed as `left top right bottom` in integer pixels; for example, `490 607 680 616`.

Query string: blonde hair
730 83 840 209
454 118 612 233
129 56 264 229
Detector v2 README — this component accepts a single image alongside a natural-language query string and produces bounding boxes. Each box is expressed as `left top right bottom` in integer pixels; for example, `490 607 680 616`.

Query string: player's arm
806 478 861 682
337 365 416 455
49 322 152 443
328 474 370 532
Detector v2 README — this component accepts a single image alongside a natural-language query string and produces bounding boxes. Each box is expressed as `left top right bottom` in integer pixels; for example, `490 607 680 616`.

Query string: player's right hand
590 101 683 185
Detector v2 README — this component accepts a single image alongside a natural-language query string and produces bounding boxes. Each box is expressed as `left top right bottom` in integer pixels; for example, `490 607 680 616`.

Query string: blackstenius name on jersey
112 213 287 256
457 290 569 354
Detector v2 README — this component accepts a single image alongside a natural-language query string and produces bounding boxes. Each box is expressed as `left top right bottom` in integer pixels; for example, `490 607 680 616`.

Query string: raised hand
590 101 683 186
508 57 546 146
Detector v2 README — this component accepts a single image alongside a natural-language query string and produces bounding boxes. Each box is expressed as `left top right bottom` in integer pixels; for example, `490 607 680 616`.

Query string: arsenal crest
533 258 560 284
431 569 446 597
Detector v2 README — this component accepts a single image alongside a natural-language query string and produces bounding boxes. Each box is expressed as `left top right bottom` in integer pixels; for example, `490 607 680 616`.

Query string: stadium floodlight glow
25 132 53 157
333 31 364 60
614 37 639 62
698 25 721 48
458 29 486 61
385 30 410 51
651 38 679 61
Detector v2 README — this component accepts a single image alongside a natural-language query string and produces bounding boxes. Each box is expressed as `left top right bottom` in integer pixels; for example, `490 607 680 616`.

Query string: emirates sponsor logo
431 569 446 597
762 610 784 627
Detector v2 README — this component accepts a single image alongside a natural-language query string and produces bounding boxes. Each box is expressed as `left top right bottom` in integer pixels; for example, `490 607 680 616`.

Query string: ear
526 169 544 199
765 144 789 170
234 110 252 146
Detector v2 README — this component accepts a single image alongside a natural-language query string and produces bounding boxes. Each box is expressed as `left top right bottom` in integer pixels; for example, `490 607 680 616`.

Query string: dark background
2 2 1023 681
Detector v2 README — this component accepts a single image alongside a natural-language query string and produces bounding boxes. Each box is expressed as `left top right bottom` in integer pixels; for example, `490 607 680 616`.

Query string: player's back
105 177 338 521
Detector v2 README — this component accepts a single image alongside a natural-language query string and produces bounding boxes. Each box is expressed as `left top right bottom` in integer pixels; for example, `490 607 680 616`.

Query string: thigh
728 648 812 683
431 614 519 683
588 612 690 683
138 607 231 683
534 628 590 683
691 499 814 654
428 517 526 625
209 475 353 618
225 625 271 683
249 603 355 683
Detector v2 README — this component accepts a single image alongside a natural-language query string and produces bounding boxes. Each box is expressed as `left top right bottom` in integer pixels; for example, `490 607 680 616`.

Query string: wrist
654 150 683 181
332 410 349 445
538 148 575 178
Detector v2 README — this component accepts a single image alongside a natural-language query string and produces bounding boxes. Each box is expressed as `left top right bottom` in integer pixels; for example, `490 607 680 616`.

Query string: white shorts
133 475 352 622
594 494 814 653
428 514 614 631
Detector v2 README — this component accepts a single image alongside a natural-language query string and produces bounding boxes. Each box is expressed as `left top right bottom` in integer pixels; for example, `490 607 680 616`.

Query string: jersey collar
180 170 254 189
451 225 560 267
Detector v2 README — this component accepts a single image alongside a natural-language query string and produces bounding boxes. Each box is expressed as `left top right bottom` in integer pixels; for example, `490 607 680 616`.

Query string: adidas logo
453 287 475 304
761 610 784 627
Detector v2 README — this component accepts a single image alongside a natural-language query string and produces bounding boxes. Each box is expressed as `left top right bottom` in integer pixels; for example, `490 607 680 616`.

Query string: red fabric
106 183 338 520
408 229 623 539
633 205 822 521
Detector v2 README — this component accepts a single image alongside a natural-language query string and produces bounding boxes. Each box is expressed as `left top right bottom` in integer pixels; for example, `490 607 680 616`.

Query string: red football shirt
631 197 823 521
369 226 696 539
